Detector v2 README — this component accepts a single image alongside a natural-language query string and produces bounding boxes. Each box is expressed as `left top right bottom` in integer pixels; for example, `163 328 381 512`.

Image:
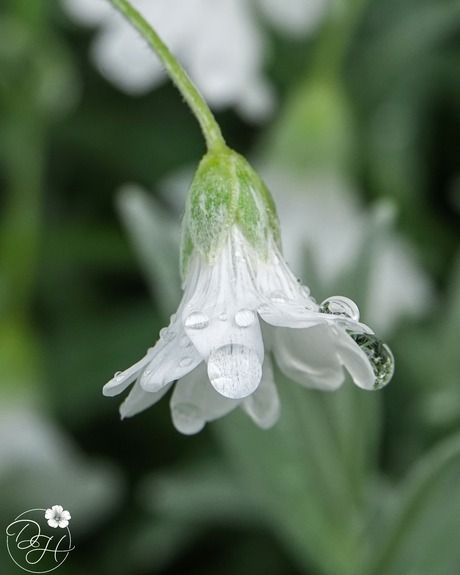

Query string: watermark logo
6 505 75 573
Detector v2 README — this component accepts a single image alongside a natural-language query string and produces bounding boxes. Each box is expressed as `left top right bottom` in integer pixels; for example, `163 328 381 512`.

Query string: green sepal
180 148 281 280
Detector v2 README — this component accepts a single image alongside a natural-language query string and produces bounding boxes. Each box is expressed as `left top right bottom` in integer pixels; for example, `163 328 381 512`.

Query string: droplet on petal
114 371 124 382
348 332 394 389
208 344 262 399
179 334 190 348
179 356 193 368
143 368 152 377
218 313 228 321
235 308 256 327
184 311 209 330
270 290 286 303
171 403 204 435
319 296 360 321
159 328 175 342
257 303 271 314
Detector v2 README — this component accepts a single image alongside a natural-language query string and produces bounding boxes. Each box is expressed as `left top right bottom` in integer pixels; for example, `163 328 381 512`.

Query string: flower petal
139 335 202 392
103 351 154 397
58 519 69 528
53 505 63 514
207 344 263 399
60 510 71 521
334 328 376 390
242 354 280 428
120 381 173 419
47 519 59 528
170 365 239 435
273 324 345 390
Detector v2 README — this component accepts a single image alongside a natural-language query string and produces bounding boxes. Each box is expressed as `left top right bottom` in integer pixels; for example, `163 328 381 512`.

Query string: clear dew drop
179 334 190 348
319 296 360 321
218 313 228 322
257 303 272 315
170 313 177 323
179 356 193 368
159 328 176 342
143 368 152 377
184 311 209 330
348 332 395 389
235 308 255 327
114 371 124 382
270 290 286 304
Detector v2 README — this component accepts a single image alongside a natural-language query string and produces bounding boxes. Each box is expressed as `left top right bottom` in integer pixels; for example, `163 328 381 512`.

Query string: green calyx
180 148 282 280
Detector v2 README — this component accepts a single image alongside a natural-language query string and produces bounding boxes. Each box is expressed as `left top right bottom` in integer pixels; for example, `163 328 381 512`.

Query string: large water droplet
235 308 255 327
179 356 193 368
184 312 209 330
208 344 262 399
114 371 124 382
348 332 394 389
319 296 360 321
179 334 190 348
270 290 286 304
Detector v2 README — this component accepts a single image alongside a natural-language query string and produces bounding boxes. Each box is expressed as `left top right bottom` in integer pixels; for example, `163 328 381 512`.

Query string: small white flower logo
44 505 71 529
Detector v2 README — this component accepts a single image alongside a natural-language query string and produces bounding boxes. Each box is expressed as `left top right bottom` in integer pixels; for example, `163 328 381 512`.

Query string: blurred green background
1 0 459 574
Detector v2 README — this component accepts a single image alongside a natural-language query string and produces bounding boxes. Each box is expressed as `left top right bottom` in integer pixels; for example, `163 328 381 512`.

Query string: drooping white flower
61 0 328 120
45 505 71 528
104 149 394 434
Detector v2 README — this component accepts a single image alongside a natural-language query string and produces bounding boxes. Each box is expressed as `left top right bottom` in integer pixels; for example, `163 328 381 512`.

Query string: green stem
107 0 227 152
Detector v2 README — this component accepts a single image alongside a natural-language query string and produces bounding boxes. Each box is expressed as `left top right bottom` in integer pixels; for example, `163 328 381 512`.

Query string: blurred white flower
104 223 393 435
45 505 71 528
62 0 328 120
262 168 433 335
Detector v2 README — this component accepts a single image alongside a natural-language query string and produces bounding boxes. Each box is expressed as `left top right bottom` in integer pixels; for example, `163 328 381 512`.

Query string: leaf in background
361 432 460 575
214 375 382 575
116 184 181 317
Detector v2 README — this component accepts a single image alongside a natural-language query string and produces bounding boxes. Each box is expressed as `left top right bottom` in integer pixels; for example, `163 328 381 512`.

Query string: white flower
104 149 393 434
105 227 393 434
62 0 328 120
45 505 71 528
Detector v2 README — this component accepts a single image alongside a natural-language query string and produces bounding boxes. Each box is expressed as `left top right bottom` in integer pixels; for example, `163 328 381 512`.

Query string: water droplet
179 356 193 368
235 250 242 258
159 328 175 342
114 371 124 382
184 311 209 330
257 303 271 315
143 368 152 377
179 334 190 347
208 344 262 399
348 332 395 389
218 313 228 321
319 296 360 321
270 290 286 304
170 313 177 323
235 308 255 327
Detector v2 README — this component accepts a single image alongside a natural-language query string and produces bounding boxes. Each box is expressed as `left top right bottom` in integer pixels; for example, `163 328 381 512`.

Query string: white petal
207 344 262 399
60 511 71 520
103 350 154 396
58 519 69 528
53 505 63 514
334 328 376 390
47 519 59 528
140 335 202 392
45 509 54 519
120 381 173 419
273 324 345 390
242 354 280 428
170 365 239 435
